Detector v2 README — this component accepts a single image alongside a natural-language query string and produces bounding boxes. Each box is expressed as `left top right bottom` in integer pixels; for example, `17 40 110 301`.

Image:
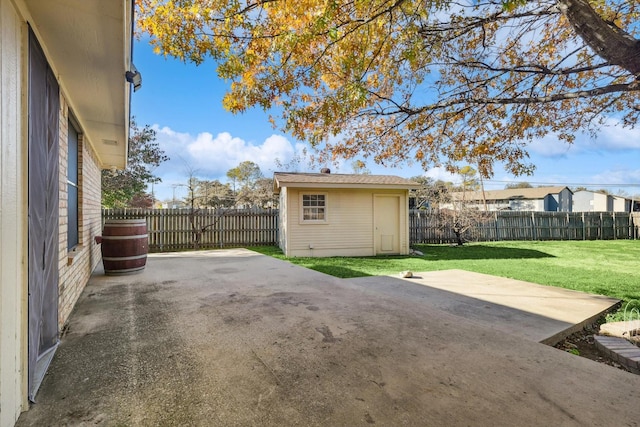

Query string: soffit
23 0 132 169
273 172 421 194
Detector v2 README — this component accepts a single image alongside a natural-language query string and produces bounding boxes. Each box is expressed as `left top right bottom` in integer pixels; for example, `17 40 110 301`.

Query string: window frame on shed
299 192 328 224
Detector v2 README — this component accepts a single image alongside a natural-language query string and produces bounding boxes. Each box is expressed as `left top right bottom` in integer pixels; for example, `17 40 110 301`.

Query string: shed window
302 194 326 221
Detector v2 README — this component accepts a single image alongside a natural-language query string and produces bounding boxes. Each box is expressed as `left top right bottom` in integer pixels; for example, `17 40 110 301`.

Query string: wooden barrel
101 219 148 275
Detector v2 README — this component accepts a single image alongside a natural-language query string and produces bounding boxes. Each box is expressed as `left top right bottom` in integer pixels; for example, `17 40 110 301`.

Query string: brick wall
57 94 103 328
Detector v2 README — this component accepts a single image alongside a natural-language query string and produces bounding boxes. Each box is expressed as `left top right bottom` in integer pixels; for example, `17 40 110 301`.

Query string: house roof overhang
20 0 133 170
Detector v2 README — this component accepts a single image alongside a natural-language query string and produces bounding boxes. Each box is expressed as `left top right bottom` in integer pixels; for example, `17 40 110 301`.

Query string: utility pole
172 184 186 208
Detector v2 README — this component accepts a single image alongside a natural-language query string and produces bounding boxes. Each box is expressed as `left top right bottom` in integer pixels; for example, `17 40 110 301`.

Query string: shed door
374 195 400 254
28 28 60 402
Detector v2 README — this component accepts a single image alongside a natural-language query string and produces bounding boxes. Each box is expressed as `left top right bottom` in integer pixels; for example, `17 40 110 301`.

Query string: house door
27 28 60 401
374 195 400 254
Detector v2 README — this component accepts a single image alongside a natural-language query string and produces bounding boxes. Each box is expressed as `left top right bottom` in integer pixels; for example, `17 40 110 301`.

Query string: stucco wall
282 188 409 257
0 0 28 423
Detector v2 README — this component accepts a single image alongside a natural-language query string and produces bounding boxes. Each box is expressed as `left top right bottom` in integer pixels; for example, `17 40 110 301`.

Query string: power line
483 180 640 188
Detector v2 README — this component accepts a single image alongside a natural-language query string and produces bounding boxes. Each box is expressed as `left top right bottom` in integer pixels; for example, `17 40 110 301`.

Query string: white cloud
423 167 458 182
528 117 640 158
593 118 640 151
153 126 304 176
590 168 640 186
150 125 309 200
527 134 576 157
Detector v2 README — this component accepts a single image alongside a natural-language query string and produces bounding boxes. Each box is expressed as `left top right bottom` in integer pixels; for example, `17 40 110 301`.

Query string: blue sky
131 39 640 202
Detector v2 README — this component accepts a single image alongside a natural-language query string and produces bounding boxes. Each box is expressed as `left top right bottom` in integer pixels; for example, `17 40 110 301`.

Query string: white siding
284 188 409 257
398 192 410 253
573 191 626 212
278 188 287 254
287 188 373 257
0 0 28 423
612 196 629 213
592 193 608 211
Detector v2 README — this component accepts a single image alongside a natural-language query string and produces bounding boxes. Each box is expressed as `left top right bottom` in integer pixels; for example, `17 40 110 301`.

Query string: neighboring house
573 190 611 212
612 196 632 213
447 186 573 212
273 172 420 257
572 190 634 212
0 1 133 424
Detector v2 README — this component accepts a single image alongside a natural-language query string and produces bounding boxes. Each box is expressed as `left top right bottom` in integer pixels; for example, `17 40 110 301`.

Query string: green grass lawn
252 240 640 319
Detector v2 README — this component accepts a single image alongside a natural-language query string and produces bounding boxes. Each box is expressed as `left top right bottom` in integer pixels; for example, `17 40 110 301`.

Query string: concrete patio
17 249 640 426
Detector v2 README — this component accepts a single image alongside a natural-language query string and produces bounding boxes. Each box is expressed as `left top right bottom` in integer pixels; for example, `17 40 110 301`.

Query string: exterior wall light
125 64 142 92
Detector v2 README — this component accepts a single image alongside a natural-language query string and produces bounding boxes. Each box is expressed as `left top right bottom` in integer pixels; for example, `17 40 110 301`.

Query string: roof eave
23 0 133 170
275 182 420 190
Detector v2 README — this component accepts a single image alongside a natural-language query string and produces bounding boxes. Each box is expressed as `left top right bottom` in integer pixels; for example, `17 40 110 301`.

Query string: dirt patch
554 321 635 374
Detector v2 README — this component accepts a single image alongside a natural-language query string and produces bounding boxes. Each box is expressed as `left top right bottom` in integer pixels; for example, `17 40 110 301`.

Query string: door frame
27 26 60 402
373 194 401 255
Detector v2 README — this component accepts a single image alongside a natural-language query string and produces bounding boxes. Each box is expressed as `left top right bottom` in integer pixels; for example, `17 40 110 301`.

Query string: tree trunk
453 228 464 246
558 0 640 77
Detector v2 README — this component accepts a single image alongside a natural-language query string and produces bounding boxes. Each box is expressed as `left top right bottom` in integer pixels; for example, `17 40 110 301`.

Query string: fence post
158 209 163 252
599 212 603 240
218 208 223 248
531 212 536 241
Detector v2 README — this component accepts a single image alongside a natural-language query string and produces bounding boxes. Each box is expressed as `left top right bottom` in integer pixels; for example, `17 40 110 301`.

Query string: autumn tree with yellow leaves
137 0 640 177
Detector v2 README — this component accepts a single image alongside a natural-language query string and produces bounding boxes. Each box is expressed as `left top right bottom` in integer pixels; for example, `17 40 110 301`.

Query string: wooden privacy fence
410 210 640 244
103 208 278 252
103 209 638 252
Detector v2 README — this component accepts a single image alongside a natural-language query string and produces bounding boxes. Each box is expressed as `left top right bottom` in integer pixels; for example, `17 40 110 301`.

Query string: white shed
273 172 420 257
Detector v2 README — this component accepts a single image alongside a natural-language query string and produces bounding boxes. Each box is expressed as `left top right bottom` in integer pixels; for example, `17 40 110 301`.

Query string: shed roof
453 186 571 201
273 172 420 193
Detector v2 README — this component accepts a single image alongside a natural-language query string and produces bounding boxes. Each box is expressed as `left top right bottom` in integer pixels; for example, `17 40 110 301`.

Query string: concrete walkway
345 270 619 345
17 249 639 426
